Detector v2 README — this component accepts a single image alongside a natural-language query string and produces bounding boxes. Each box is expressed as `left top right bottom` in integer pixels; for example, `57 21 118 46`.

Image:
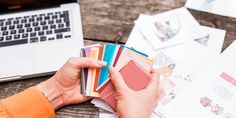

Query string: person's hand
108 67 164 118
36 57 107 109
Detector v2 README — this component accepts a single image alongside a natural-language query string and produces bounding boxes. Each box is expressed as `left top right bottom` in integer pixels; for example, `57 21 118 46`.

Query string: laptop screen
0 0 76 13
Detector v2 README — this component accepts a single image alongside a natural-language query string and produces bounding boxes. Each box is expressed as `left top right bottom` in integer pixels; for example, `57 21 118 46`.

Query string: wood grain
1 0 236 117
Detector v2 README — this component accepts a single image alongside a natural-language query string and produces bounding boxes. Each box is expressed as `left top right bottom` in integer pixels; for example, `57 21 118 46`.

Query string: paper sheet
185 0 236 18
99 113 118 118
161 41 236 118
135 7 204 50
91 98 115 113
194 26 225 55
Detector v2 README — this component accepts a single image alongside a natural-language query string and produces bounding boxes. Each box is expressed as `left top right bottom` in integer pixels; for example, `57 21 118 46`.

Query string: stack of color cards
80 44 154 111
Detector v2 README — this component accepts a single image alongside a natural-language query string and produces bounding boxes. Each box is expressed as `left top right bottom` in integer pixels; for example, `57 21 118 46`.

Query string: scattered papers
125 7 226 118
161 41 236 118
90 6 227 118
185 0 236 18
126 32 219 117
126 22 225 57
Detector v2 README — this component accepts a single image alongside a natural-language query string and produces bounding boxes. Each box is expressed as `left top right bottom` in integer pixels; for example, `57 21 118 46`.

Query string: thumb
68 57 107 69
108 66 130 93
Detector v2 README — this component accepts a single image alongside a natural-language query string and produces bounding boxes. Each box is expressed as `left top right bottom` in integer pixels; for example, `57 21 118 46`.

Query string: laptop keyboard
0 10 71 48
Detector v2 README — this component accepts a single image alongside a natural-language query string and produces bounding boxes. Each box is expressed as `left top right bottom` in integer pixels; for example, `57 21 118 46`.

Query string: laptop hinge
0 71 56 82
0 75 22 82
21 71 55 79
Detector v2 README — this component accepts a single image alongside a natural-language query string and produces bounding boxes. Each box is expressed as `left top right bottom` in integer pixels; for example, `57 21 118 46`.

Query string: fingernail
98 61 107 66
108 66 114 71
108 66 116 74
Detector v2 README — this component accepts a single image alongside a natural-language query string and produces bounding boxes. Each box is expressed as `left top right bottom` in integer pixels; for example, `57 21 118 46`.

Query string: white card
194 26 226 55
135 7 204 50
91 98 115 113
185 0 236 18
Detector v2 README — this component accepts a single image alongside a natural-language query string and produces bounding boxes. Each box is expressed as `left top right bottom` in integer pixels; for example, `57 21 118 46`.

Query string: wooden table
1 0 236 117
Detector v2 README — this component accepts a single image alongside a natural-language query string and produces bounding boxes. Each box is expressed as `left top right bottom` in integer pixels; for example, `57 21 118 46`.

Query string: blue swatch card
97 44 117 87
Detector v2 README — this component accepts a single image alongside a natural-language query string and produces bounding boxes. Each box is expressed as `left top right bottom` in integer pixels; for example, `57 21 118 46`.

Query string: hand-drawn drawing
195 34 210 46
153 16 181 42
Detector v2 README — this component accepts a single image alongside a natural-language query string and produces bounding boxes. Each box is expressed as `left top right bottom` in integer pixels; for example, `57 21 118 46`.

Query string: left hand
36 57 107 109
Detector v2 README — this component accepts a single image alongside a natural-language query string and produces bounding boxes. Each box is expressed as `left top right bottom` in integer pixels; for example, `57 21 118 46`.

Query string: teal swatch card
97 44 117 87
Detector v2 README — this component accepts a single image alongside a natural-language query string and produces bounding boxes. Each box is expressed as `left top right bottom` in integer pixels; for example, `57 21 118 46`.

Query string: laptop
0 0 84 82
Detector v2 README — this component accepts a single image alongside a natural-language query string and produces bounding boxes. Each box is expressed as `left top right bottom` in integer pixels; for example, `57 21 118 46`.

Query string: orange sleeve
0 87 55 118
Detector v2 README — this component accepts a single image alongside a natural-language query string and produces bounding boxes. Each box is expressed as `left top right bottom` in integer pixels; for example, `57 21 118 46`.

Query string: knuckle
68 57 76 63
67 57 80 66
86 57 96 64
66 58 74 65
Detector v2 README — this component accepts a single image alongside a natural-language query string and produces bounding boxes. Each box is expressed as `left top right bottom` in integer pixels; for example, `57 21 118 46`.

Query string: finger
69 83 92 104
144 68 160 93
155 66 171 75
157 88 165 102
77 95 91 103
153 89 165 108
72 94 91 104
68 57 107 69
108 66 130 92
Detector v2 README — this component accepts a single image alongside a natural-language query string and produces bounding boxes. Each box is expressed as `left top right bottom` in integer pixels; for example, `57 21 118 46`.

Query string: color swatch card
97 46 154 111
80 44 102 97
97 44 119 88
80 43 154 111
99 60 153 111
80 44 121 97
97 47 152 91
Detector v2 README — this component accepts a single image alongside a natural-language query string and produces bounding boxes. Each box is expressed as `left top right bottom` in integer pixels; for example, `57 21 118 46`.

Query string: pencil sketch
195 34 210 46
153 15 181 42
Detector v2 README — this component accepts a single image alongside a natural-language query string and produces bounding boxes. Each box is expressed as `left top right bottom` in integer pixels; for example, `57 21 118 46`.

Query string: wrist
36 77 64 110
123 112 149 118
121 107 151 118
119 109 149 118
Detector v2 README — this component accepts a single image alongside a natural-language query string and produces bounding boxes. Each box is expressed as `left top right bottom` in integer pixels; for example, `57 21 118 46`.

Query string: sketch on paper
195 33 210 46
153 15 181 42
152 51 193 106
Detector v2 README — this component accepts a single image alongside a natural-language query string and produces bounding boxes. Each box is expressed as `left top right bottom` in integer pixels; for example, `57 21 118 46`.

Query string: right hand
108 67 164 118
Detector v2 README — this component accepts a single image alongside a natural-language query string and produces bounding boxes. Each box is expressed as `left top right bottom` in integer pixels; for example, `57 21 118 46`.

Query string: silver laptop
0 0 84 82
